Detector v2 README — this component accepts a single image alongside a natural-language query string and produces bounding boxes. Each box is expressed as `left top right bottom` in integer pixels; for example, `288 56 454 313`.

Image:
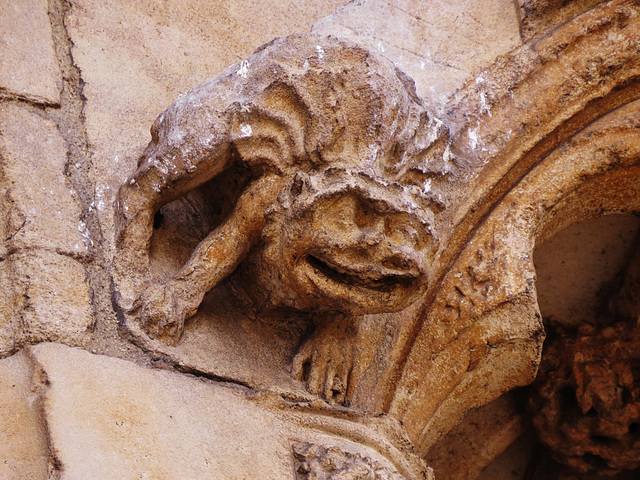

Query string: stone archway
347 0 640 457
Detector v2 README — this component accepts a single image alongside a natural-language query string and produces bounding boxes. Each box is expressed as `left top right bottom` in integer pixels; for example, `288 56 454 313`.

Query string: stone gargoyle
115 34 442 399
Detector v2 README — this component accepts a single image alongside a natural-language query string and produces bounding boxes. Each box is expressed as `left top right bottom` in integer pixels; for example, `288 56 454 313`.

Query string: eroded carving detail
114 34 442 402
292 442 411 480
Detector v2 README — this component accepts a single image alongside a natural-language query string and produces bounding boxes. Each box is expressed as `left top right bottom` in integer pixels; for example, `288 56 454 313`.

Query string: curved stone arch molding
437 0 640 255
356 0 640 455
397 104 640 455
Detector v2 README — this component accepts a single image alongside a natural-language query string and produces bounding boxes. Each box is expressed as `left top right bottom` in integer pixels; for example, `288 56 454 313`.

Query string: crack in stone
45 0 142 358
24 348 63 479
0 90 58 108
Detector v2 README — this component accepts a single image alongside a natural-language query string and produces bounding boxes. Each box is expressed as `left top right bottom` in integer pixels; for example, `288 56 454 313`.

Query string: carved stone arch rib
351 0 640 455
403 109 640 455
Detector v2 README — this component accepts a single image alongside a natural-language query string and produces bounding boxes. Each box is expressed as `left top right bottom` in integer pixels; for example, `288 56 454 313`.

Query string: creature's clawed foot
292 323 355 405
132 282 195 346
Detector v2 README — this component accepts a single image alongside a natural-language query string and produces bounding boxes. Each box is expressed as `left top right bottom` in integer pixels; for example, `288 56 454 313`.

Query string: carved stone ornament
292 442 411 479
113 1 640 475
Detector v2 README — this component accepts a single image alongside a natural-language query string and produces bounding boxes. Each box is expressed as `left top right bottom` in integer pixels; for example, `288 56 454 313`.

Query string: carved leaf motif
292 442 411 480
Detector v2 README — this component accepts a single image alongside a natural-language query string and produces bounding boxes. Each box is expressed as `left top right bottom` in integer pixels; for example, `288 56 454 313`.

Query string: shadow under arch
524 212 640 477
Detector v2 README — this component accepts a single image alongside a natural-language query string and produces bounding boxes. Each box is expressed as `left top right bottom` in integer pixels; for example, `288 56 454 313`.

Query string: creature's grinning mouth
306 254 416 292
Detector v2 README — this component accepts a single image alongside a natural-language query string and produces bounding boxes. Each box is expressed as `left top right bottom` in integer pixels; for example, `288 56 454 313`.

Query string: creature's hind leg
134 173 287 345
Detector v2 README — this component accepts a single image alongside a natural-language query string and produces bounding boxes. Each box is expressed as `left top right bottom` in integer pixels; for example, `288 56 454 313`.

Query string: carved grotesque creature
116 35 440 384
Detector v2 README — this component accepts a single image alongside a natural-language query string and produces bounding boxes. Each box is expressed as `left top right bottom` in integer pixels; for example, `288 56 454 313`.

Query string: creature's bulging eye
385 215 429 251
354 200 377 229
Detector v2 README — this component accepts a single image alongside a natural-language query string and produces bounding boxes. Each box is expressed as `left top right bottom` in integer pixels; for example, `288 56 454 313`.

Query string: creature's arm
115 132 235 300
135 173 288 345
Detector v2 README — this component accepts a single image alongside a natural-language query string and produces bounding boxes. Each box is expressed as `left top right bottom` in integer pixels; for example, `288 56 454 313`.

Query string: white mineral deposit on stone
237 60 249 78
468 128 479 150
78 222 92 248
240 124 252 137
479 92 491 117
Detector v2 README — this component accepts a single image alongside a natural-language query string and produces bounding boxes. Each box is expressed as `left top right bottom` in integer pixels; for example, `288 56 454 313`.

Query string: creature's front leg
135 174 287 345
292 315 358 405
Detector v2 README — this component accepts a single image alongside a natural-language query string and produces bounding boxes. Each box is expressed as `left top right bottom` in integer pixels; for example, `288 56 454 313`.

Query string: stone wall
2 0 639 478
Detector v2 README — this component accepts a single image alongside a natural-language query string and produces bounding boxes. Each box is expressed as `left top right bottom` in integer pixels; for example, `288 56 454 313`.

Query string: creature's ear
229 82 311 168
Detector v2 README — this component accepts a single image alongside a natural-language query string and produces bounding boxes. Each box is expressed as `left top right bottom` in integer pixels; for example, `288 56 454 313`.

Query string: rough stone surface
476 434 536 480
387 1 640 455
0 104 88 256
107 0 640 470
113 35 442 407
31 343 430 480
0 350 50 479
534 215 640 329
312 0 522 112
2 0 640 479
0 0 62 104
292 442 412 479
0 104 93 356
529 320 640 474
518 0 607 41
0 251 93 356
64 0 348 256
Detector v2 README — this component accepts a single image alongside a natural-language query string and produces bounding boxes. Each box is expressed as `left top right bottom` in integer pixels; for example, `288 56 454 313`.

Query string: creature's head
260 169 438 315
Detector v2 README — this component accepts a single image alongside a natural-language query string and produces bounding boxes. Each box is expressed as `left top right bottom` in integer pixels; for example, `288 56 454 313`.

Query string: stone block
0 0 62 104
0 104 88 257
32 343 290 479
312 0 521 112
476 434 536 480
0 258 19 355
425 393 525 480
534 215 640 329
0 350 50 480
13 251 93 345
0 251 93 356
30 343 428 479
